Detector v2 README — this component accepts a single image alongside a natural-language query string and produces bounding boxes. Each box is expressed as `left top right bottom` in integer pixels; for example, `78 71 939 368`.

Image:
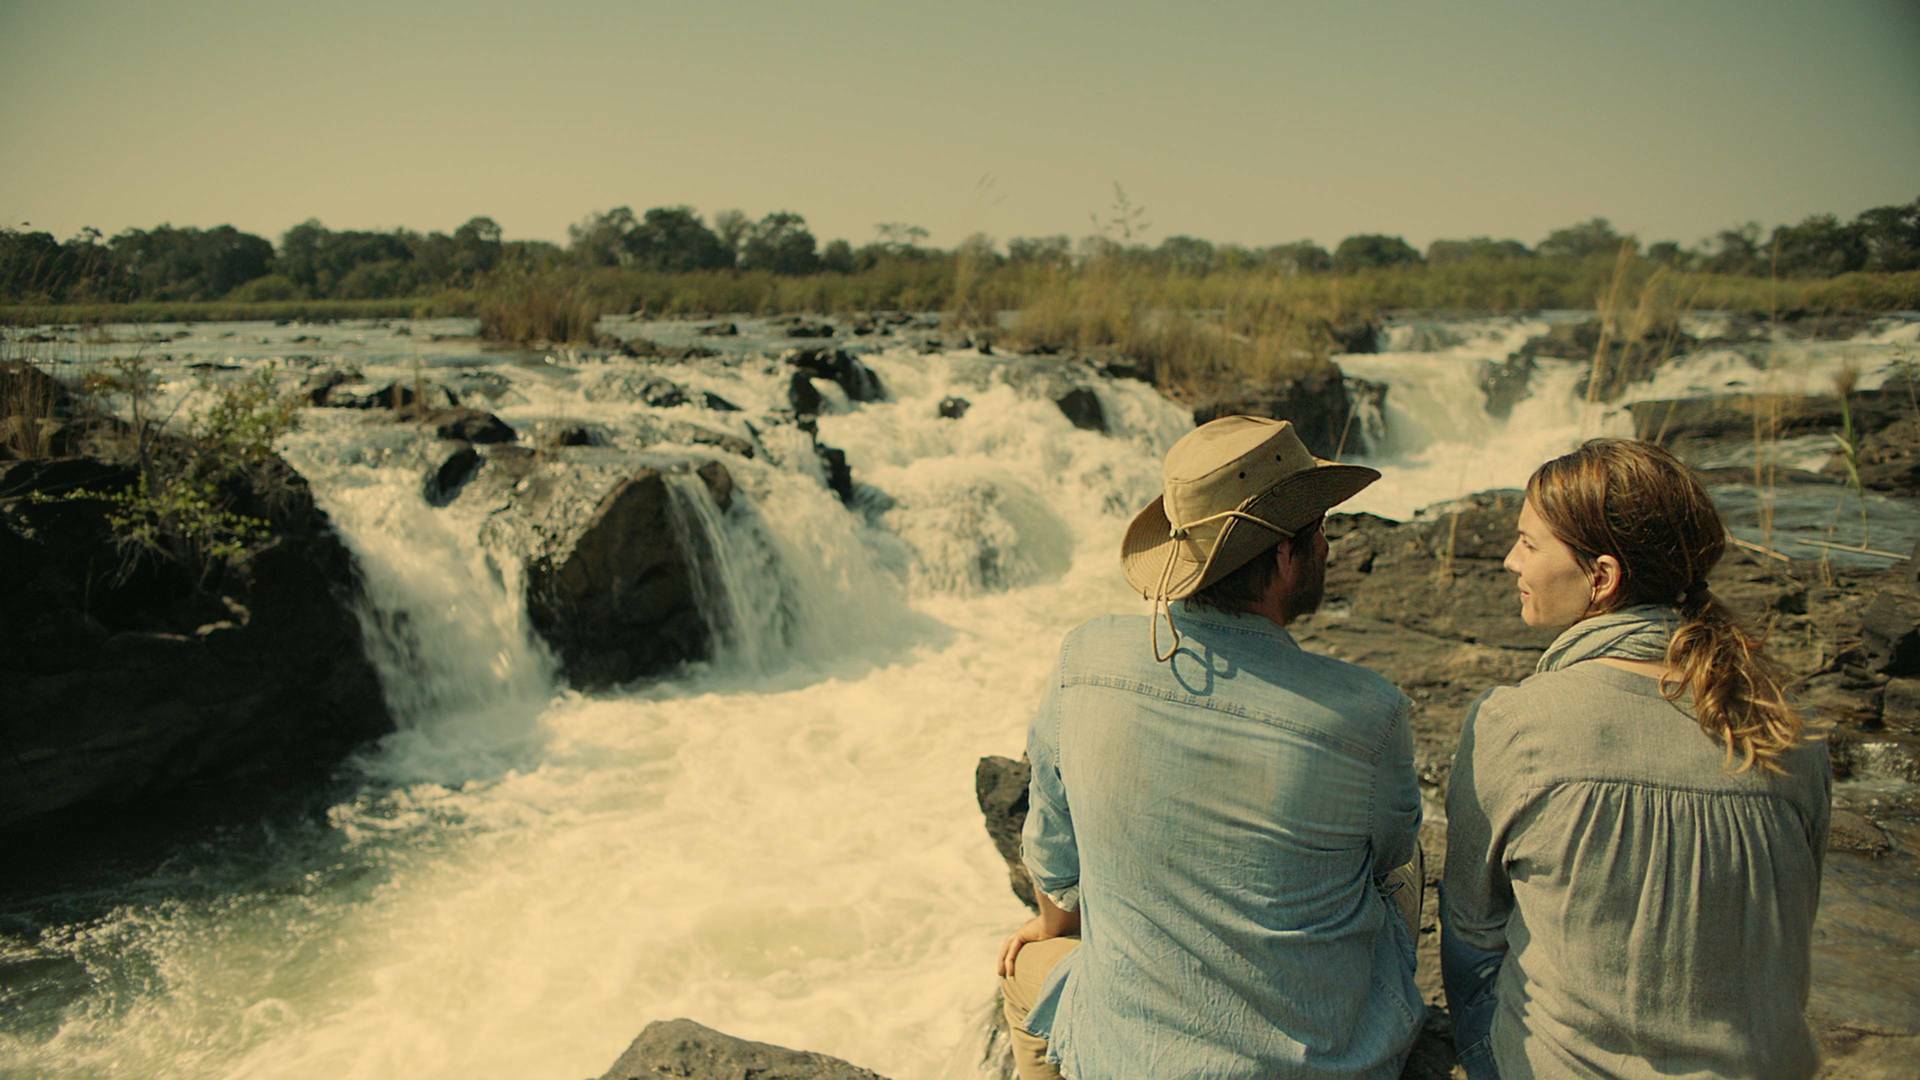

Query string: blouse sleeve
1442 690 1519 952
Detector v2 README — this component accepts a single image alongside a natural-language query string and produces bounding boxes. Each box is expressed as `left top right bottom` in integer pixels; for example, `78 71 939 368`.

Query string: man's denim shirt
1022 602 1422 1079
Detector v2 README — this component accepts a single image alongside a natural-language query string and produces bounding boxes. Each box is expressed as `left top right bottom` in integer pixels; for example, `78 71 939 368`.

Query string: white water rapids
2 313 1916 1077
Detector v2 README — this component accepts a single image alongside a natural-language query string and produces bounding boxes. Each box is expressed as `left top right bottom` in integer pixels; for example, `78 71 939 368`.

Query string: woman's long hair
1527 439 1810 774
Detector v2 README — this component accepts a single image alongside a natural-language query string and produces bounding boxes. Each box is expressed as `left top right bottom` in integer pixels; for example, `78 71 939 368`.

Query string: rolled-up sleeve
1442 691 1517 952
1371 693 1421 874
1021 672 1081 912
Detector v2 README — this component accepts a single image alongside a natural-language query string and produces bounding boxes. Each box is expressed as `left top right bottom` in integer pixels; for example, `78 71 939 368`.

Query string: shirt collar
1168 599 1300 648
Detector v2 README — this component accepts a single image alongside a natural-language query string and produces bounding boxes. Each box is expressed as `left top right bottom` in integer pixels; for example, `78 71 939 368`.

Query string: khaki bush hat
1121 416 1379 611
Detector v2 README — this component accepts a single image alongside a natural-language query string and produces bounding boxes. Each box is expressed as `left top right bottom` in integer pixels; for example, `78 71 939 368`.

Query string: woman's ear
1589 554 1626 608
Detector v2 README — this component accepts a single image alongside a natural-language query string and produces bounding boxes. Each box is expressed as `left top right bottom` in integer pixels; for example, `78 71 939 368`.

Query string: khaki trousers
997 847 1424 1080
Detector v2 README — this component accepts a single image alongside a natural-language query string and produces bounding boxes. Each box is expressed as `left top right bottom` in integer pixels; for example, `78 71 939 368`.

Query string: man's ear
1590 553 1626 607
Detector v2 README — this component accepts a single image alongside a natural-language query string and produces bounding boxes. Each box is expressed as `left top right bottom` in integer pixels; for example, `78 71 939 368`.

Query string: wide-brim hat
1121 416 1379 600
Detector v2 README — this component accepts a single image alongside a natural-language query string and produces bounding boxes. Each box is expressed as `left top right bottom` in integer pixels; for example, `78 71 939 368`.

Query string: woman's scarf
1534 603 1683 674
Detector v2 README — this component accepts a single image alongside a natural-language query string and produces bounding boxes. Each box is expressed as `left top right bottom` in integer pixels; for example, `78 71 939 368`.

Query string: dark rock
788 371 825 416
697 321 739 337
1881 676 1920 734
597 1018 884 1080
323 379 459 413
1055 387 1105 433
1860 589 1920 676
431 408 516 445
938 396 972 420
545 423 609 448
1323 314 1381 355
520 465 734 690
1828 809 1893 856
637 376 691 409
976 755 1036 910
0 454 391 836
1480 355 1536 420
702 391 741 412
447 370 513 404
424 444 482 506
661 420 756 460
818 444 854 505
1830 414 1920 494
1513 318 1700 402
786 320 835 339
697 461 734 511
1774 310 1879 341
786 347 885 403
1193 369 1381 458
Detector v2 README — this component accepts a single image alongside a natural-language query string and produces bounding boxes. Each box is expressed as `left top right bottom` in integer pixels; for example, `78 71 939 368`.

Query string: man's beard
1282 543 1326 622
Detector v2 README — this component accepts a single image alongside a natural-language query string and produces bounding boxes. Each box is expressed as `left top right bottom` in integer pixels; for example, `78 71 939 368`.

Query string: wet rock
1513 318 1700 402
446 370 513 404
696 321 739 336
1830 414 1920 494
788 371 825 416
702 391 741 412
1480 355 1536 420
540 422 610 448
636 375 692 409
597 1018 885 1080
976 755 1036 910
818 443 854 505
1860 588 1920 676
1192 368 1383 458
938 396 971 420
1055 386 1106 433
1828 808 1893 856
660 420 756 460
430 407 516 445
423 444 481 507
299 365 361 405
786 347 885 403
0 454 391 836
323 379 460 413
1880 676 1920 734
519 465 734 690
1323 314 1381 355
784 319 835 339
696 461 734 511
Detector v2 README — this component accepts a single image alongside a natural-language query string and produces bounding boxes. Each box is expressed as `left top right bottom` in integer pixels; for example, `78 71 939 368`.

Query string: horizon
3 1 1918 252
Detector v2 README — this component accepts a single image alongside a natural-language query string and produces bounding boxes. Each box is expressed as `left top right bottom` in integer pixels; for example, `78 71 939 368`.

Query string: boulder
975 755 1036 910
0 454 391 836
1513 318 1700 402
697 321 739 337
786 347 885 404
519 464 736 690
1192 369 1383 458
788 371 825 417
785 320 835 339
424 444 482 506
938 396 971 420
1055 387 1105 433
1322 314 1381 355
1480 355 1536 420
431 408 516 445
321 379 459 413
1861 588 1920 677
597 1018 884 1080
818 443 854 505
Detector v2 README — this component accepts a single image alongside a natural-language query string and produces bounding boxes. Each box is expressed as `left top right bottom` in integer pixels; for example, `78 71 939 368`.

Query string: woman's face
1504 498 1597 629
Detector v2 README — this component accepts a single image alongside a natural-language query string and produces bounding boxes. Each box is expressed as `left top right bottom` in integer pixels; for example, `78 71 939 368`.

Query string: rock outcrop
465 457 737 691
0 454 392 836
598 1019 885 1079
1192 370 1387 458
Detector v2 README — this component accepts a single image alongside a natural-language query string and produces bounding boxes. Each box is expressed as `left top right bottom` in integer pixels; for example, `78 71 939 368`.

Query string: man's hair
1186 517 1322 615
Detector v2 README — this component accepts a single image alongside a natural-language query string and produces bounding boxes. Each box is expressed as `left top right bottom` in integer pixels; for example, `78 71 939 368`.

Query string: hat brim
1120 462 1379 600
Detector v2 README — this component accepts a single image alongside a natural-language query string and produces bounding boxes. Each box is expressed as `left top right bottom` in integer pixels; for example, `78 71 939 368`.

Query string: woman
1442 439 1830 1079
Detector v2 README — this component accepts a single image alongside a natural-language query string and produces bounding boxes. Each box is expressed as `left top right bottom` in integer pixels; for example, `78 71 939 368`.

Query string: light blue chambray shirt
1021 602 1423 1079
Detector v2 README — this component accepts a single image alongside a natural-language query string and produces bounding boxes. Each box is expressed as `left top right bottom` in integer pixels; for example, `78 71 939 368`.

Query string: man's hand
998 915 1053 977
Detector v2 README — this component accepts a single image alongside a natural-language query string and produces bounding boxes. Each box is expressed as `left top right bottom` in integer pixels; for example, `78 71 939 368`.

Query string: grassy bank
7 264 1916 332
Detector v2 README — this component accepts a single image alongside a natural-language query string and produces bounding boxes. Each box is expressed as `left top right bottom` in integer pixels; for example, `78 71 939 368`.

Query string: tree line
2 197 1915 306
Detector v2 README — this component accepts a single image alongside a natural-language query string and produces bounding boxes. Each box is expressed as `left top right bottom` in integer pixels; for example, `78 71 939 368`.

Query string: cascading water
4 312 1917 1078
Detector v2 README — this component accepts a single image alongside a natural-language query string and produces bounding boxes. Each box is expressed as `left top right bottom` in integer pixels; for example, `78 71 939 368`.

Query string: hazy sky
3 0 1916 252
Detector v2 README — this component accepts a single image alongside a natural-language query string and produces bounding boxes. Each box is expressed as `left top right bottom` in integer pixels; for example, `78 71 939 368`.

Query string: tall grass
0 296 473 327
474 265 606 345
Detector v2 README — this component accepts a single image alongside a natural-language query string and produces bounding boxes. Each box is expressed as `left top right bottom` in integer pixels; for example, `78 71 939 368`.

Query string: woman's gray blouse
1443 662 1831 1079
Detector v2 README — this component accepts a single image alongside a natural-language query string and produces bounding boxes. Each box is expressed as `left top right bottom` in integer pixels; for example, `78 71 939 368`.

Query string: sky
2 0 1917 253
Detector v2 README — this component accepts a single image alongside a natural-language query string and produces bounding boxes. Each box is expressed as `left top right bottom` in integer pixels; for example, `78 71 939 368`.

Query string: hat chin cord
1150 507 1292 662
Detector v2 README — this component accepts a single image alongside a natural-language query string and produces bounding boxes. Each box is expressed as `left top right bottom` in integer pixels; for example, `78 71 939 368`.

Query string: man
997 415 1423 1079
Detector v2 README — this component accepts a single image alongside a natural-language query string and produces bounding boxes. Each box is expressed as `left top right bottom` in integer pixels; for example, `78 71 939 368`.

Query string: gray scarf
1534 604 1682 674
